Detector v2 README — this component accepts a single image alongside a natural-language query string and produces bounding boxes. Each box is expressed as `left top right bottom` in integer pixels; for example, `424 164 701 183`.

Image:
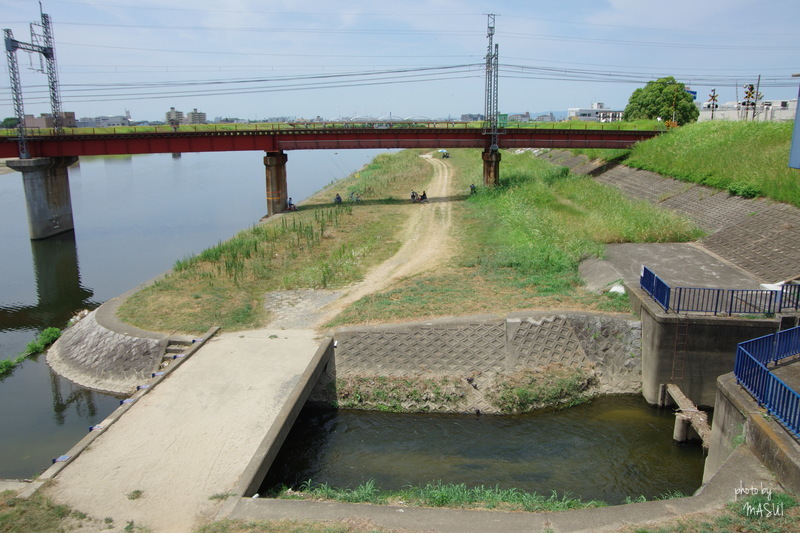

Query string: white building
165 107 184 125
697 99 797 122
567 102 624 123
185 108 207 124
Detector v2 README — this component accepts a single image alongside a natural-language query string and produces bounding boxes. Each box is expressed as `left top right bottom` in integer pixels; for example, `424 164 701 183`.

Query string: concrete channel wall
312 311 643 414
628 285 778 407
704 372 800 494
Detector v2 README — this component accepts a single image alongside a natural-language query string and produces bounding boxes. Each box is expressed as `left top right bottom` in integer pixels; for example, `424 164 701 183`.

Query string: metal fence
639 265 800 316
639 266 670 311
735 326 800 438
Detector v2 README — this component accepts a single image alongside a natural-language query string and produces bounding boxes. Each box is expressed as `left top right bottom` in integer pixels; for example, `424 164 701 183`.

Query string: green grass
0 327 61 378
625 121 800 206
275 479 606 512
491 367 594 413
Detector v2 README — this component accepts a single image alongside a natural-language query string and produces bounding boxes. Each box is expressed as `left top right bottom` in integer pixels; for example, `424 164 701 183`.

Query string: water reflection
0 231 97 332
50 367 100 426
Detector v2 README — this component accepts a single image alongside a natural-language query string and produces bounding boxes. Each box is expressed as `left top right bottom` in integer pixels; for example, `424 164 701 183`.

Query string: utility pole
4 5 64 158
484 14 499 152
753 74 762 121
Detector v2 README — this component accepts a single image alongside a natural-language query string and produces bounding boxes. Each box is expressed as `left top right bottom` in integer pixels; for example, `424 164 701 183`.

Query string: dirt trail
264 153 456 329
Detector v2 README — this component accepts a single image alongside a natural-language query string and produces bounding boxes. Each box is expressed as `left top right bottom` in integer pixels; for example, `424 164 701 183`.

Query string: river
0 149 388 479
261 396 706 505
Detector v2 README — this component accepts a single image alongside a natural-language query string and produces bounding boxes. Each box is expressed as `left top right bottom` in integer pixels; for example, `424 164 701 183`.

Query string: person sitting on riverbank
334 193 342 204
411 191 417 202
287 198 297 211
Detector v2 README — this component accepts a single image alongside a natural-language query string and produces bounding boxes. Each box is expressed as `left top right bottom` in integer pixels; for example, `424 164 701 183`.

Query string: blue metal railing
639 265 799 316
640 266 670 311
735 326 800 439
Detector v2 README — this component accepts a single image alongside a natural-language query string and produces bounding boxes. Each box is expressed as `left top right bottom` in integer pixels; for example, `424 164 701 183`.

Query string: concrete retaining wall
47 309 165 395
314 311 642 413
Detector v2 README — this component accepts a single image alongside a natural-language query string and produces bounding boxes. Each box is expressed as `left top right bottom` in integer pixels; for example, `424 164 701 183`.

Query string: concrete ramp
45 328 323 532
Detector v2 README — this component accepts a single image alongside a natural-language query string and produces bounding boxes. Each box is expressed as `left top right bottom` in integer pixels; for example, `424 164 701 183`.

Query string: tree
623 76 699 126
2 117 19 129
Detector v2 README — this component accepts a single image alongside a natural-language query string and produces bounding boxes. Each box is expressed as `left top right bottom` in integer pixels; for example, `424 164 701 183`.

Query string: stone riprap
46 309 165 395
317 312 641 413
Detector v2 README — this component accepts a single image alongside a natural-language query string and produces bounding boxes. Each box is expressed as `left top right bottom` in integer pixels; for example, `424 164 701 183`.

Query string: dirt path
264 153 456 329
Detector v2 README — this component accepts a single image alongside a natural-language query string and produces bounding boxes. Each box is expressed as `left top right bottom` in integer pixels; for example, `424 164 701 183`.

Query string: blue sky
2 0 799 122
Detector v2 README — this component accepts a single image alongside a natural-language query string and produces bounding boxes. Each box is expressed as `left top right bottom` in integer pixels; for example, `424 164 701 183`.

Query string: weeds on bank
273 479 605 513
0 327 61 378
117 150 432 334
491 367 594 413
333 376 464 412
0 489 105 532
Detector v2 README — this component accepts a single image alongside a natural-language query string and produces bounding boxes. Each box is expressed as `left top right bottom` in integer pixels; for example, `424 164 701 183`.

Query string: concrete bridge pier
482 149 501 186
7 157 78 240
264 151 288 217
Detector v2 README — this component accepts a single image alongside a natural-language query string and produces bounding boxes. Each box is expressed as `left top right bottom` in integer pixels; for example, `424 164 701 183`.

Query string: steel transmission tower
4 7 64 159
484 14 499 152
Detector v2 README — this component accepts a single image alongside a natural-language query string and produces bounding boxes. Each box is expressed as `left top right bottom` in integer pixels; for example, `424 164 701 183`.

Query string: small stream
261 395 706 505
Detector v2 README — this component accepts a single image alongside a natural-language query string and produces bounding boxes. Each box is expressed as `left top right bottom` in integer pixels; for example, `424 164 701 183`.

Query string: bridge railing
0 121 666 137
639 265 799 315
735 326 800 439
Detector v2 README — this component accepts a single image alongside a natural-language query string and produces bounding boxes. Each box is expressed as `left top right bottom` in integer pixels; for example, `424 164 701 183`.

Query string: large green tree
2 117 19 129
623 76 699 126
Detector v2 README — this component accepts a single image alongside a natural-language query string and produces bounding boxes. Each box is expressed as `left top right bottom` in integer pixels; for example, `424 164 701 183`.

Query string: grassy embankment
573 120 800 207
118 145 700 333
117 150 432 332
327 148 700 326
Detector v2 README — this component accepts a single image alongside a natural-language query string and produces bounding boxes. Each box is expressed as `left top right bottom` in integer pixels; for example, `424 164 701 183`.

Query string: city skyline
2 0 799 123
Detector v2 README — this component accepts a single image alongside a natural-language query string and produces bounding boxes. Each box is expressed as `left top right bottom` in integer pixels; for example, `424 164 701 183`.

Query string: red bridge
0 123 659 158
1 123 661 240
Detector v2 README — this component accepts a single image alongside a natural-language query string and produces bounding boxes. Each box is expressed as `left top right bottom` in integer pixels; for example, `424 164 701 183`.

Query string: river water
0 149 386 479
261 396 706 505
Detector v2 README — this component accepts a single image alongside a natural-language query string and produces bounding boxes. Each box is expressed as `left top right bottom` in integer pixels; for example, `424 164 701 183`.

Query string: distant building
508 111 530 122
165 107 184 125
185 108 207 124
567 102 623 123
534 112 556 122
697 99 797 122
460 113 484 121
77 115 131 128
23 111 76 129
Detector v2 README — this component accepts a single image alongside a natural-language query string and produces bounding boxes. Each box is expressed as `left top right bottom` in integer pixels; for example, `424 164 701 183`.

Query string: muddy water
261 395 706 505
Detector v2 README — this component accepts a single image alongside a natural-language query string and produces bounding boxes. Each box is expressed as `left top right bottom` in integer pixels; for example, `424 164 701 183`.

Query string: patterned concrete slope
544 150 800 284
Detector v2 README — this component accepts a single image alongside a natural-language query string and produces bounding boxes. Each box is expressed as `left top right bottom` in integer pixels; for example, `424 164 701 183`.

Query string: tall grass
278 480 606 512
626 121 800 206
463 152 702 295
